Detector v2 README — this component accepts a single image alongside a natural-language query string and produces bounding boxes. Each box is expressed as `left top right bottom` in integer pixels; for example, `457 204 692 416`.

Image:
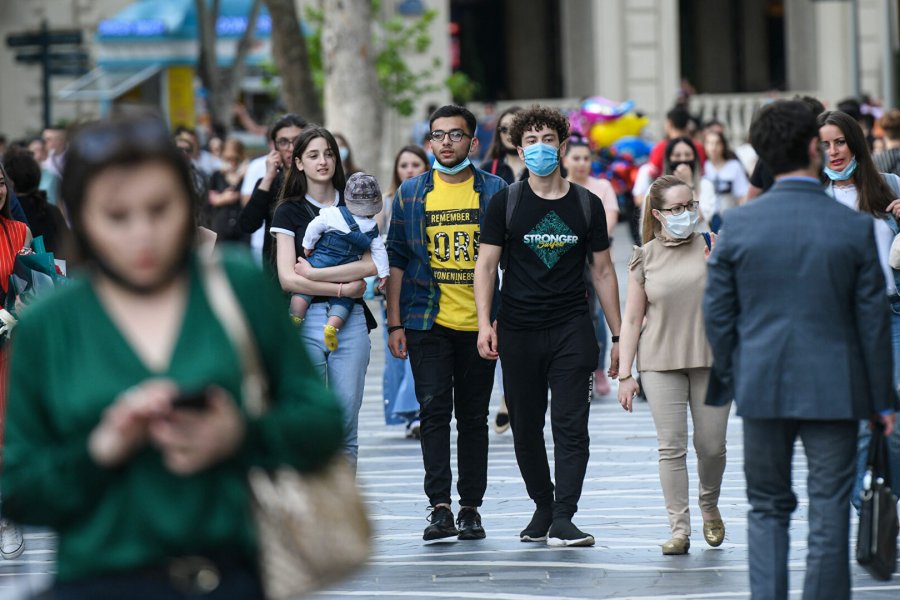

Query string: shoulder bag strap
491 159 499 175
199 252 270 418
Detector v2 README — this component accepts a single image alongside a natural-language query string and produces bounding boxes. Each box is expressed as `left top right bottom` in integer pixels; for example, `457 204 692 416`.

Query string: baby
291 172 390 351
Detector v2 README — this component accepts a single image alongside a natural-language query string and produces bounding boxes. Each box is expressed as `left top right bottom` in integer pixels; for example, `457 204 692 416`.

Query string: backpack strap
499 181 525 271
570 182 594 265
491 159 499 175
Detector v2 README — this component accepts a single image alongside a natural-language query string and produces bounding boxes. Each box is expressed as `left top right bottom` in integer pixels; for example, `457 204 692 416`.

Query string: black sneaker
547 517 595 547
519 505 553 542
456 507 486 540
423 506 458 541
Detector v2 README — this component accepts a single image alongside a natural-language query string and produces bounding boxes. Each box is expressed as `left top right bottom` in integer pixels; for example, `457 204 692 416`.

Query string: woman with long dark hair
701 131 749 232
818 110 900 497
0 116 343 596
270 126 376 468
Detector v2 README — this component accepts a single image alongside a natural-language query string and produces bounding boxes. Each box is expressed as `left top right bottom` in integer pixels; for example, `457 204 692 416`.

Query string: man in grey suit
704 100 897 600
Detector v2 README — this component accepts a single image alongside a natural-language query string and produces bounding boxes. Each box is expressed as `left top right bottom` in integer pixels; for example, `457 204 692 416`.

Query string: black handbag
856 423 899 581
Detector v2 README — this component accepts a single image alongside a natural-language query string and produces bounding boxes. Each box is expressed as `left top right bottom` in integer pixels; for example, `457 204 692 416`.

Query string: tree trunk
195 0 261 135
263 0 323 124
321 0 382 175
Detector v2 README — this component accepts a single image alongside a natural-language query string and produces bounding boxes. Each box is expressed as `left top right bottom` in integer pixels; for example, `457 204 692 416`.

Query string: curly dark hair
508 105 569 148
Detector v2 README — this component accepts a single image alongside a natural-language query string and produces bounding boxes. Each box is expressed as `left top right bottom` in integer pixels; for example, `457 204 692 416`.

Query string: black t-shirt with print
481 181 610 330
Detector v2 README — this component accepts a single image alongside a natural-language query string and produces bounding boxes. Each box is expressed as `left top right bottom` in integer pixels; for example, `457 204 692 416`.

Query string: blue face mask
433 156 471 175
523 143 560 177
823 157 858 181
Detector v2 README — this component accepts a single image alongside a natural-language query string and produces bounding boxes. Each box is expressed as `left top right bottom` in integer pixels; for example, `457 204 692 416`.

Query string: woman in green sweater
0 116 344 598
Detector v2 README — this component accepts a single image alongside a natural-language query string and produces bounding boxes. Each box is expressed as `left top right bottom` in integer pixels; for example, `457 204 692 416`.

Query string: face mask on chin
823 157 858 181
433 142 473 175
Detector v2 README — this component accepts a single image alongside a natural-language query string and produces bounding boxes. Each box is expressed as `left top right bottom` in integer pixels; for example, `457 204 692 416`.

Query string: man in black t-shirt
474 106 623 547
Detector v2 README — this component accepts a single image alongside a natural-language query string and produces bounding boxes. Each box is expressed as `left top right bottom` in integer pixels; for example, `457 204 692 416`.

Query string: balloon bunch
568 96 650 149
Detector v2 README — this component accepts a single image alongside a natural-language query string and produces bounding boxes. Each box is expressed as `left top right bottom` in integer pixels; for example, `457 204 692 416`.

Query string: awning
57 64 162 101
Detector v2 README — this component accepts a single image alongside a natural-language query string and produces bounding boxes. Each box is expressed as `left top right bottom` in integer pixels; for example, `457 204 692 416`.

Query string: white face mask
661 209 699 239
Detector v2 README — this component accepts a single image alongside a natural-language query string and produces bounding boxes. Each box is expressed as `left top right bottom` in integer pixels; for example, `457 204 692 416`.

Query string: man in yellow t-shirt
385 105 507 542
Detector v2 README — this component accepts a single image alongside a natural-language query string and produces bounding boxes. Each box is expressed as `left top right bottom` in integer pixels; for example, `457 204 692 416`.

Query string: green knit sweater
1 250 344 581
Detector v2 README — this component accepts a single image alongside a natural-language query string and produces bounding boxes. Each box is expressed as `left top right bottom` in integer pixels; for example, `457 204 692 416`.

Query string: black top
16 191 70 259
481 181 609 329
270 196 334 259
749 161 775 193
206 171 247 242
239 171 283 264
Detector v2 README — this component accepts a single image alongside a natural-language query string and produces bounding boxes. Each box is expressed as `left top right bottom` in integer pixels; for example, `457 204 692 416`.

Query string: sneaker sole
458 530 486 540
547 535 595 547
0 546 24 560
520 534 548 542
423 529 459 541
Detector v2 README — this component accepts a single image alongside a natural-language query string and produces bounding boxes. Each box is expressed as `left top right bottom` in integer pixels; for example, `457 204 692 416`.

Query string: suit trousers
640 368 730 538
743 418 857 600
498 312 599 520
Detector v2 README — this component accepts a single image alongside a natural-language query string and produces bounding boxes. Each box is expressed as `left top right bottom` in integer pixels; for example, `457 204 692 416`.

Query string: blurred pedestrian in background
701 131 749 232
207 138 249 244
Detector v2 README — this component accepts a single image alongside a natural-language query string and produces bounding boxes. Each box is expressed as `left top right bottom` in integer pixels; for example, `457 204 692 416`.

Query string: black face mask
669 160 695 174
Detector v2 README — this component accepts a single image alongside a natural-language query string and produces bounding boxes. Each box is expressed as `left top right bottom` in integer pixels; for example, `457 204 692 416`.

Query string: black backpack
499 181 593 270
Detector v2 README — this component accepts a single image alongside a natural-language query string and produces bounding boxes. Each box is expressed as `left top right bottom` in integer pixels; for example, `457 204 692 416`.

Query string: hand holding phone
171 389 210 411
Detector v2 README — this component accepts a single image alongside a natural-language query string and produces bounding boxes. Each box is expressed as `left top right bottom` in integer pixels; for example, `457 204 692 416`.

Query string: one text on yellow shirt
426 173 480 331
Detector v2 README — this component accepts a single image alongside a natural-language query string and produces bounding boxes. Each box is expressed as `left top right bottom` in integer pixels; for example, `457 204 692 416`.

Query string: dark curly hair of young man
509 105 570 148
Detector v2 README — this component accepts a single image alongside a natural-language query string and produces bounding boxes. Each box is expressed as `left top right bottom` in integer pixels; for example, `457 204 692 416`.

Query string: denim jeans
381 302 418 424
405 324 495 508
851 299 900 510
301 302 371 466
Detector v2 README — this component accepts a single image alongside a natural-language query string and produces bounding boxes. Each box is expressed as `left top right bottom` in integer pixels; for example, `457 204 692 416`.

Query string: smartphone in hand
171 389 210 411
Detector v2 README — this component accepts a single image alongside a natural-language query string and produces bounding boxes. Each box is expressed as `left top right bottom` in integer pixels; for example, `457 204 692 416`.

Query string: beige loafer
703 519 725 547
661 536 690 555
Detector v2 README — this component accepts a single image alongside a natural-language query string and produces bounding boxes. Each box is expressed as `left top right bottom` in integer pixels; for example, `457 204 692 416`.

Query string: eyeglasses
430 129 471 143
657 201 699 216
275 136 301 150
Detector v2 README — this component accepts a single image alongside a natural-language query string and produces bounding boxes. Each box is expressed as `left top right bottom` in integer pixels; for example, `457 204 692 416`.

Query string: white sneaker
0 519 24 560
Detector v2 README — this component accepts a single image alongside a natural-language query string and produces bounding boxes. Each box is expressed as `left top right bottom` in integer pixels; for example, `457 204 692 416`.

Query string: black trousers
405 324 495 508
499 312 599 519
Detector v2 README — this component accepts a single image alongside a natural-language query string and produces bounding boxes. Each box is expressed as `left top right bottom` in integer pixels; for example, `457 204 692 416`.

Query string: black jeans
499 312 599 519
405 324 495 508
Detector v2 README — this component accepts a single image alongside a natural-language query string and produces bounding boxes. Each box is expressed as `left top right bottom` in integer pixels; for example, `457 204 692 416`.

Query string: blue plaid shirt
387 166 507 331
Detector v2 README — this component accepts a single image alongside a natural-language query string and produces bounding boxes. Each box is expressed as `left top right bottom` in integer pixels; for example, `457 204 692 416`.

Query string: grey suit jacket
703 178 895 419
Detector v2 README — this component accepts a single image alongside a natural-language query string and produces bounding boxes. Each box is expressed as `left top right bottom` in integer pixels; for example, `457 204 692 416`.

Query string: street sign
14 51 90 65
6 29 82 48
4 21 90 128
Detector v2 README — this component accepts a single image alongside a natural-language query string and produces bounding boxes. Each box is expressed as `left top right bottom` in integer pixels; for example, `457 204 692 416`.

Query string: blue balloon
611 136 652 160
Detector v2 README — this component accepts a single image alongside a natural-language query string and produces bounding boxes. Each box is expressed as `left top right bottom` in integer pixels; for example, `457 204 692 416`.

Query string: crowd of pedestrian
0 93 896 599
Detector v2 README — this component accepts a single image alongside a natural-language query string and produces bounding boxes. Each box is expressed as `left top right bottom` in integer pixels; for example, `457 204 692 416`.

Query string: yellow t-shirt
426 173 480 331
